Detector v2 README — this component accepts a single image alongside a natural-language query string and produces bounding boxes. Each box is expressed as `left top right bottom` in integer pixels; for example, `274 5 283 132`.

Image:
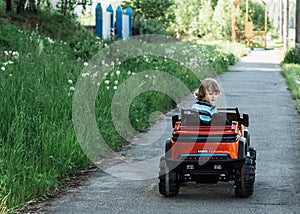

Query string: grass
0 9 250 212
281 64 300 113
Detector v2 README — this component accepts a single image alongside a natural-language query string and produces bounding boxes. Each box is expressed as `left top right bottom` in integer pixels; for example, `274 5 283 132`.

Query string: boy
192 78 221 124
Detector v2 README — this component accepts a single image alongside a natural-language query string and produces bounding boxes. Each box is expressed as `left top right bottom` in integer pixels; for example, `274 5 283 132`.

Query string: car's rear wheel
158 157 179 197
234 156 255 197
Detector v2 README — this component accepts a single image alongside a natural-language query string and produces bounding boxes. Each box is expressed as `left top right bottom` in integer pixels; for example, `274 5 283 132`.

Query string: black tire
244 129 250 146
158 157 179 197
234 156 255 197
249 147 256 175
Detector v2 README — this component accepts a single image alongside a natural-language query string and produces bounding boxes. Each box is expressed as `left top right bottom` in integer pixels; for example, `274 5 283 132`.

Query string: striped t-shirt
191 100 217 124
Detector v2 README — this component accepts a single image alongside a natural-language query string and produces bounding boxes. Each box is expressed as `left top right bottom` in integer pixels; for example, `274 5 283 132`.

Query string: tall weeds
0 13 248 210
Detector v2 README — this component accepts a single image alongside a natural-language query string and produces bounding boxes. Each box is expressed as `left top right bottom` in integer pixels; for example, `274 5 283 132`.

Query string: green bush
133 14 165 35
282 48 300 64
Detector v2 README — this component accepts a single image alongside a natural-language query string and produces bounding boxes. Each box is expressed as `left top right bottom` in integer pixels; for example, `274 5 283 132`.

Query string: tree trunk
17 0 26 14
283 0 289 50
5 0 13 12
26 0 38 14
296 0 300 53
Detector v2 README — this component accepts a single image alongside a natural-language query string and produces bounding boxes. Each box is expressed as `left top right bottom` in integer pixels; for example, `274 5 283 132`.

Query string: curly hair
195 78 221 101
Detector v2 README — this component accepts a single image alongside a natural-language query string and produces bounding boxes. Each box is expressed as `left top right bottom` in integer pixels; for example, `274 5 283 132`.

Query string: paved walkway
41 49 300 214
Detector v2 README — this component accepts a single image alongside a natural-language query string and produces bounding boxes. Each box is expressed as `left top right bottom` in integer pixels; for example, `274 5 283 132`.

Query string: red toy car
159 107 256 197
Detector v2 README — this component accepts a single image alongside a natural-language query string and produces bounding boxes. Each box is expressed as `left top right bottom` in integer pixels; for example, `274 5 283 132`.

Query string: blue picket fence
95 3 132 39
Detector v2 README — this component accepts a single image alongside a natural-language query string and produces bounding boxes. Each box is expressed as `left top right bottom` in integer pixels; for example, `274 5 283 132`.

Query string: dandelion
116 70 120 76
106 86 110 90
47 37 55 44
114 80 118 85
92 72 98 79
12 51 19 58
81 73 89 78
113 86 118 90
68 79 73 84
70 86 75 91
1 67 5 72
83 62 88 67
105 80 110 85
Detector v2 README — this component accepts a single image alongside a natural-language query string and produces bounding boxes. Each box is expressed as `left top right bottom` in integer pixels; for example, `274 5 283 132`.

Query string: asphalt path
41 49 300 214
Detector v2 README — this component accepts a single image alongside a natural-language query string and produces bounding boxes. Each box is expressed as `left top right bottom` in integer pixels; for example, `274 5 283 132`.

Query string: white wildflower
92 72 98 78
68 79 73 84
105 80 110 85
106 86 110 90
81 73 89 78
114 80 118 85
83 62 88 67
128 71 131 75
1 67 5 71
47 37 55 44
113 86 118 90
12 51 19 58
116 70 120 76
70 86 75 91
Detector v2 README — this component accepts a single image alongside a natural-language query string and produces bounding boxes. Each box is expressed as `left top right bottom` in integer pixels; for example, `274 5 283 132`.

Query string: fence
95 3 132 39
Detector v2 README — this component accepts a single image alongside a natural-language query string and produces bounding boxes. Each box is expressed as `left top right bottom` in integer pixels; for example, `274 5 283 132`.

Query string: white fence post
103 11 112 39
122 14 129 39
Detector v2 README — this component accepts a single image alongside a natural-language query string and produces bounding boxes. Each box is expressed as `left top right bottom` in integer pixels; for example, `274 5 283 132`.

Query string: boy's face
204 90 220 104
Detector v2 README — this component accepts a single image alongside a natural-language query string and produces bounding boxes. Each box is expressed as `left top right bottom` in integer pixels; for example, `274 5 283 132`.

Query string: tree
5 0 13 12
122 0 175 35
212 0 232 39
174 0 202 35
196 0 214 38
